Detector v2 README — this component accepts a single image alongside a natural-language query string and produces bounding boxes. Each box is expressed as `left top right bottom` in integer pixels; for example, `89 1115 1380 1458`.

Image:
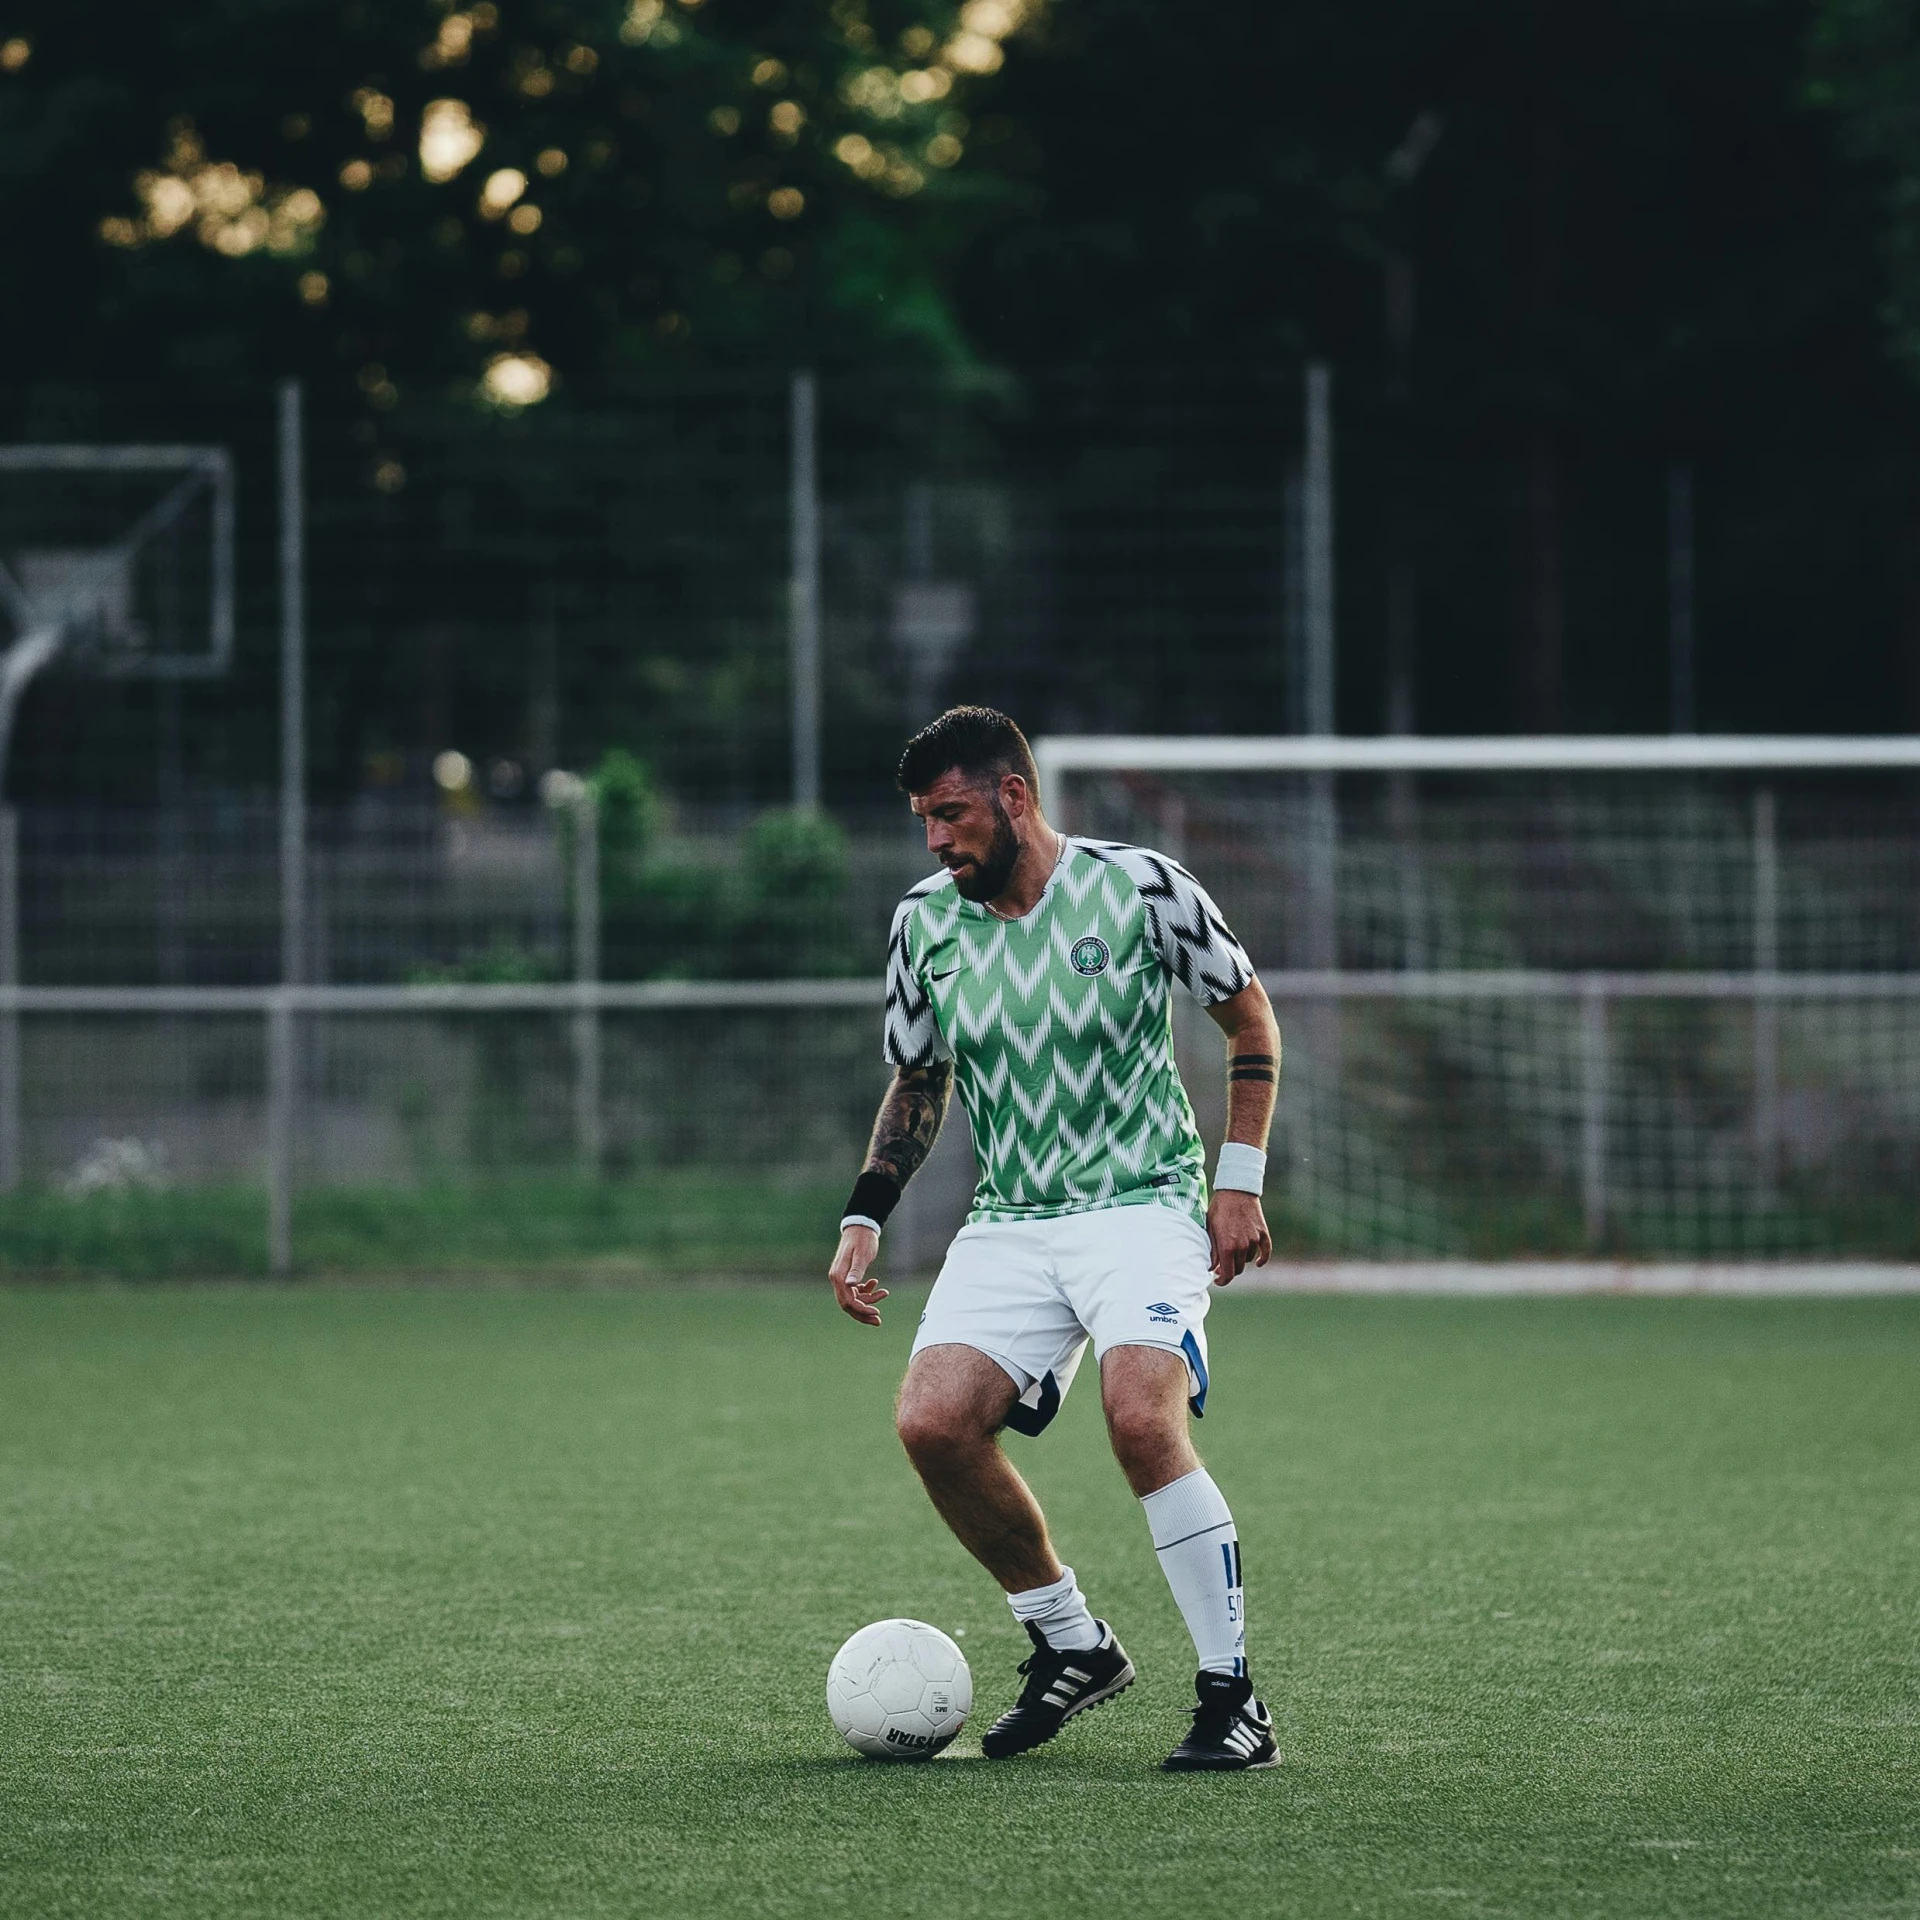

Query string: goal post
1033 735 1920 1263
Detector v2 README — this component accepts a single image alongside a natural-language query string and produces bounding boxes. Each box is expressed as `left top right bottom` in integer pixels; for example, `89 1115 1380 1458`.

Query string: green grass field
2 1283 1916 1919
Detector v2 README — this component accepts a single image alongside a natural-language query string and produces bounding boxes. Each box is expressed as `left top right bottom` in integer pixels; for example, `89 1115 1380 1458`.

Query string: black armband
842 1169 903 1230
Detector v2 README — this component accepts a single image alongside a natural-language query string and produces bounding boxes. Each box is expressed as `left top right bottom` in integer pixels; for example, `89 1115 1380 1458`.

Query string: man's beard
947 803 1021 902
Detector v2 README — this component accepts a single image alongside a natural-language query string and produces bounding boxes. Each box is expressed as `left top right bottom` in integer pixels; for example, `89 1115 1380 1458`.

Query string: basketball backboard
0 445 234 677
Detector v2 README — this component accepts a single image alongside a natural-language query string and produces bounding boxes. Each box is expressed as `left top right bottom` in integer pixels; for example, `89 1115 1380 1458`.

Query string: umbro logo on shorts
1146 1301 1180 1322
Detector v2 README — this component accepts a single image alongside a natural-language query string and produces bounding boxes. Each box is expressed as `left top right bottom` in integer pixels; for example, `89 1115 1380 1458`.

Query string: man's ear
1000 771 1032 820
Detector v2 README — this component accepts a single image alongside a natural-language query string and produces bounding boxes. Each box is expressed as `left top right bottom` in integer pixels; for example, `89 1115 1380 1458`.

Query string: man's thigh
910 1220 1090 1434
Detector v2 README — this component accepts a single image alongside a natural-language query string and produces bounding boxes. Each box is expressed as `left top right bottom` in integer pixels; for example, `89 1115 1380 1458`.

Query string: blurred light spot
834 133 873 167
282 113 311 139
482 351 553 406
620 0 673 46
517 58 554 99
434 215 465 246
759 246 793 278
507 201 542 234
539 769 586 807
340 158 374 190
419 11 474 69
654 310 691 341
927 133 962 167
536 146 568 176
563 43 598 73
488 759 525 798
961 0 1023 34
480 167 527 215
899 25 934 56
769 99 805 136
708 105 741 135
844 66 903 117
0 38 29 72
751 58 788 88
99 216 140 247
420 98 485 181
498 249 528 276
900 69 950 103
297 270 330 305
373 459 408 495
433 750 473 791
944 33 1003 73
767 186 804 219
352 88 395 139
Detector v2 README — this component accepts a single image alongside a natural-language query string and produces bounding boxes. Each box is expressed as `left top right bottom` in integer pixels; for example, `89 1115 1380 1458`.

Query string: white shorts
909 1203 1215 1437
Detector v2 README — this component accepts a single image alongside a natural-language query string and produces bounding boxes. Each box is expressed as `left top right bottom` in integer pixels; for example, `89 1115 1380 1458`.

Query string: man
828 706 1282 1772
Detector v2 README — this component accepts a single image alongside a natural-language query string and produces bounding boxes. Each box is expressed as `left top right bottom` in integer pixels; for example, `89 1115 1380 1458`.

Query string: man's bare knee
1105 1399 1183 1470
1100 1345 1199 1493
895 1395 986 1471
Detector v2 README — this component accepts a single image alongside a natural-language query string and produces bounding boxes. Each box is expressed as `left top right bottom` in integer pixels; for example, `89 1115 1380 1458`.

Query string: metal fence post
266 990 295 1274
572 792 602 1173
1579 979 1610 1249
789 369 822 812
1752 788 1780 1193
0 805 18 1192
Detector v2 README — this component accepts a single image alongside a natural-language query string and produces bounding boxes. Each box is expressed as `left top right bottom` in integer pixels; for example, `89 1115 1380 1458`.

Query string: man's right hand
828 1224 887 1326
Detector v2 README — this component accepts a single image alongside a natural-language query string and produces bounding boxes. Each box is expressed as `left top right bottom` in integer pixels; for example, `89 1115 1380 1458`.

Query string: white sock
1141 1468 1246 1676
1005 1564 1103 1652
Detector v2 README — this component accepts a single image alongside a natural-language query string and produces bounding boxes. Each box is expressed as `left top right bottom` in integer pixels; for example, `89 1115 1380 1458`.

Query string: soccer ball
826 1619 972 1760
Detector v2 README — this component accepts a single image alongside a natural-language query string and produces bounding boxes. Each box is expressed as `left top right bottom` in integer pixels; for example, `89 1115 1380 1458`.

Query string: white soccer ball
826 1618 972 1761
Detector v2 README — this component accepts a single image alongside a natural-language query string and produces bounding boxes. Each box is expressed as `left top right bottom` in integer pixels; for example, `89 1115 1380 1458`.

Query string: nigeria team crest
1069 934 1111 976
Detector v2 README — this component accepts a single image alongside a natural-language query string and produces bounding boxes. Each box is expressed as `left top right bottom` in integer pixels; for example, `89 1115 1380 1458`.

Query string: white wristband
1214 1143 1267 1195
840 1214 883 1237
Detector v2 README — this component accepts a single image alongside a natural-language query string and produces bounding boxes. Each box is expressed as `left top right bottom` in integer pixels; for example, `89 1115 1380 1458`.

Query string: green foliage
1810 0 1920 373
586 749 857 978
588 747 664 876
0 1175 841 1276
732 805 856 977
407 939 554 986
0 0 1026 386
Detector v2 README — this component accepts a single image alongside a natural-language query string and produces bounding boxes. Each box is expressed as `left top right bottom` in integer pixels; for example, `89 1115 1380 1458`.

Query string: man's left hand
1206 1190 1271 1283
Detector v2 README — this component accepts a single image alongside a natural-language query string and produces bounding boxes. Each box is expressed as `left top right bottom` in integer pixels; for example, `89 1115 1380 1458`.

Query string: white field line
1224 1262 1920 1297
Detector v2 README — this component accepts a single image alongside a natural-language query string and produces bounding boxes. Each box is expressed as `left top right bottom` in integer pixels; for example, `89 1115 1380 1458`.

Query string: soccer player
829 707 1282 1772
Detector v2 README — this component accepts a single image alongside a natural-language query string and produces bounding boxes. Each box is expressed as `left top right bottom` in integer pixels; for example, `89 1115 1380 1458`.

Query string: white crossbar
1034 733 1920 782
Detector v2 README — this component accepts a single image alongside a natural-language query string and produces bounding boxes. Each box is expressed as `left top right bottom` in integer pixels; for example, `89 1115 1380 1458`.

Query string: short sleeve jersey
883 838 1256 1224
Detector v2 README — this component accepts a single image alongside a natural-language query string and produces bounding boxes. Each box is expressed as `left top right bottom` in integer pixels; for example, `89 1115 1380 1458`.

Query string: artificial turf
0 1282 1915 1919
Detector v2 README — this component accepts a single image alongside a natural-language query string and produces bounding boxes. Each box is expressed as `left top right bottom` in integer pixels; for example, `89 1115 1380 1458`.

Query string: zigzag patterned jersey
883 838 1256 1224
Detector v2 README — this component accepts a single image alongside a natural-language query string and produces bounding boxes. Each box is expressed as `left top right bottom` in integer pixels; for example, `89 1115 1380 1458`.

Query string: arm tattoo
864 1061 953 1189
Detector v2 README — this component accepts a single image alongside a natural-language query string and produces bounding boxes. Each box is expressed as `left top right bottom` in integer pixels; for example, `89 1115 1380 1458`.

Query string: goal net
1037 736 1920 1260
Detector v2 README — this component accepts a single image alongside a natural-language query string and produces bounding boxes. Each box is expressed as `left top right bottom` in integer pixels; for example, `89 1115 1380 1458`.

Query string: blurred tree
1810 0 1920 721
0 0 1032 391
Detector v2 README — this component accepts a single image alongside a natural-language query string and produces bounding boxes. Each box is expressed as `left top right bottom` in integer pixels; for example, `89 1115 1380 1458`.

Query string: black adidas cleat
978 1620 1136 1758
1161 1670 1280 1772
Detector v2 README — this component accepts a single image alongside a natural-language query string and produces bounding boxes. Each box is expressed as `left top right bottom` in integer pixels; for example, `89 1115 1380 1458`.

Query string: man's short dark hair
897 706 1041 799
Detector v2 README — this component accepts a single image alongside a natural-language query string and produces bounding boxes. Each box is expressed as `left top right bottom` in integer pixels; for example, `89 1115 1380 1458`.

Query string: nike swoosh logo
929 966 962 981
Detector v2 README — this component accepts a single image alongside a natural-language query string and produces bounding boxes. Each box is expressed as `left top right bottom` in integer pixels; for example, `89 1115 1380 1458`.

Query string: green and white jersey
883 838 1256 1225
